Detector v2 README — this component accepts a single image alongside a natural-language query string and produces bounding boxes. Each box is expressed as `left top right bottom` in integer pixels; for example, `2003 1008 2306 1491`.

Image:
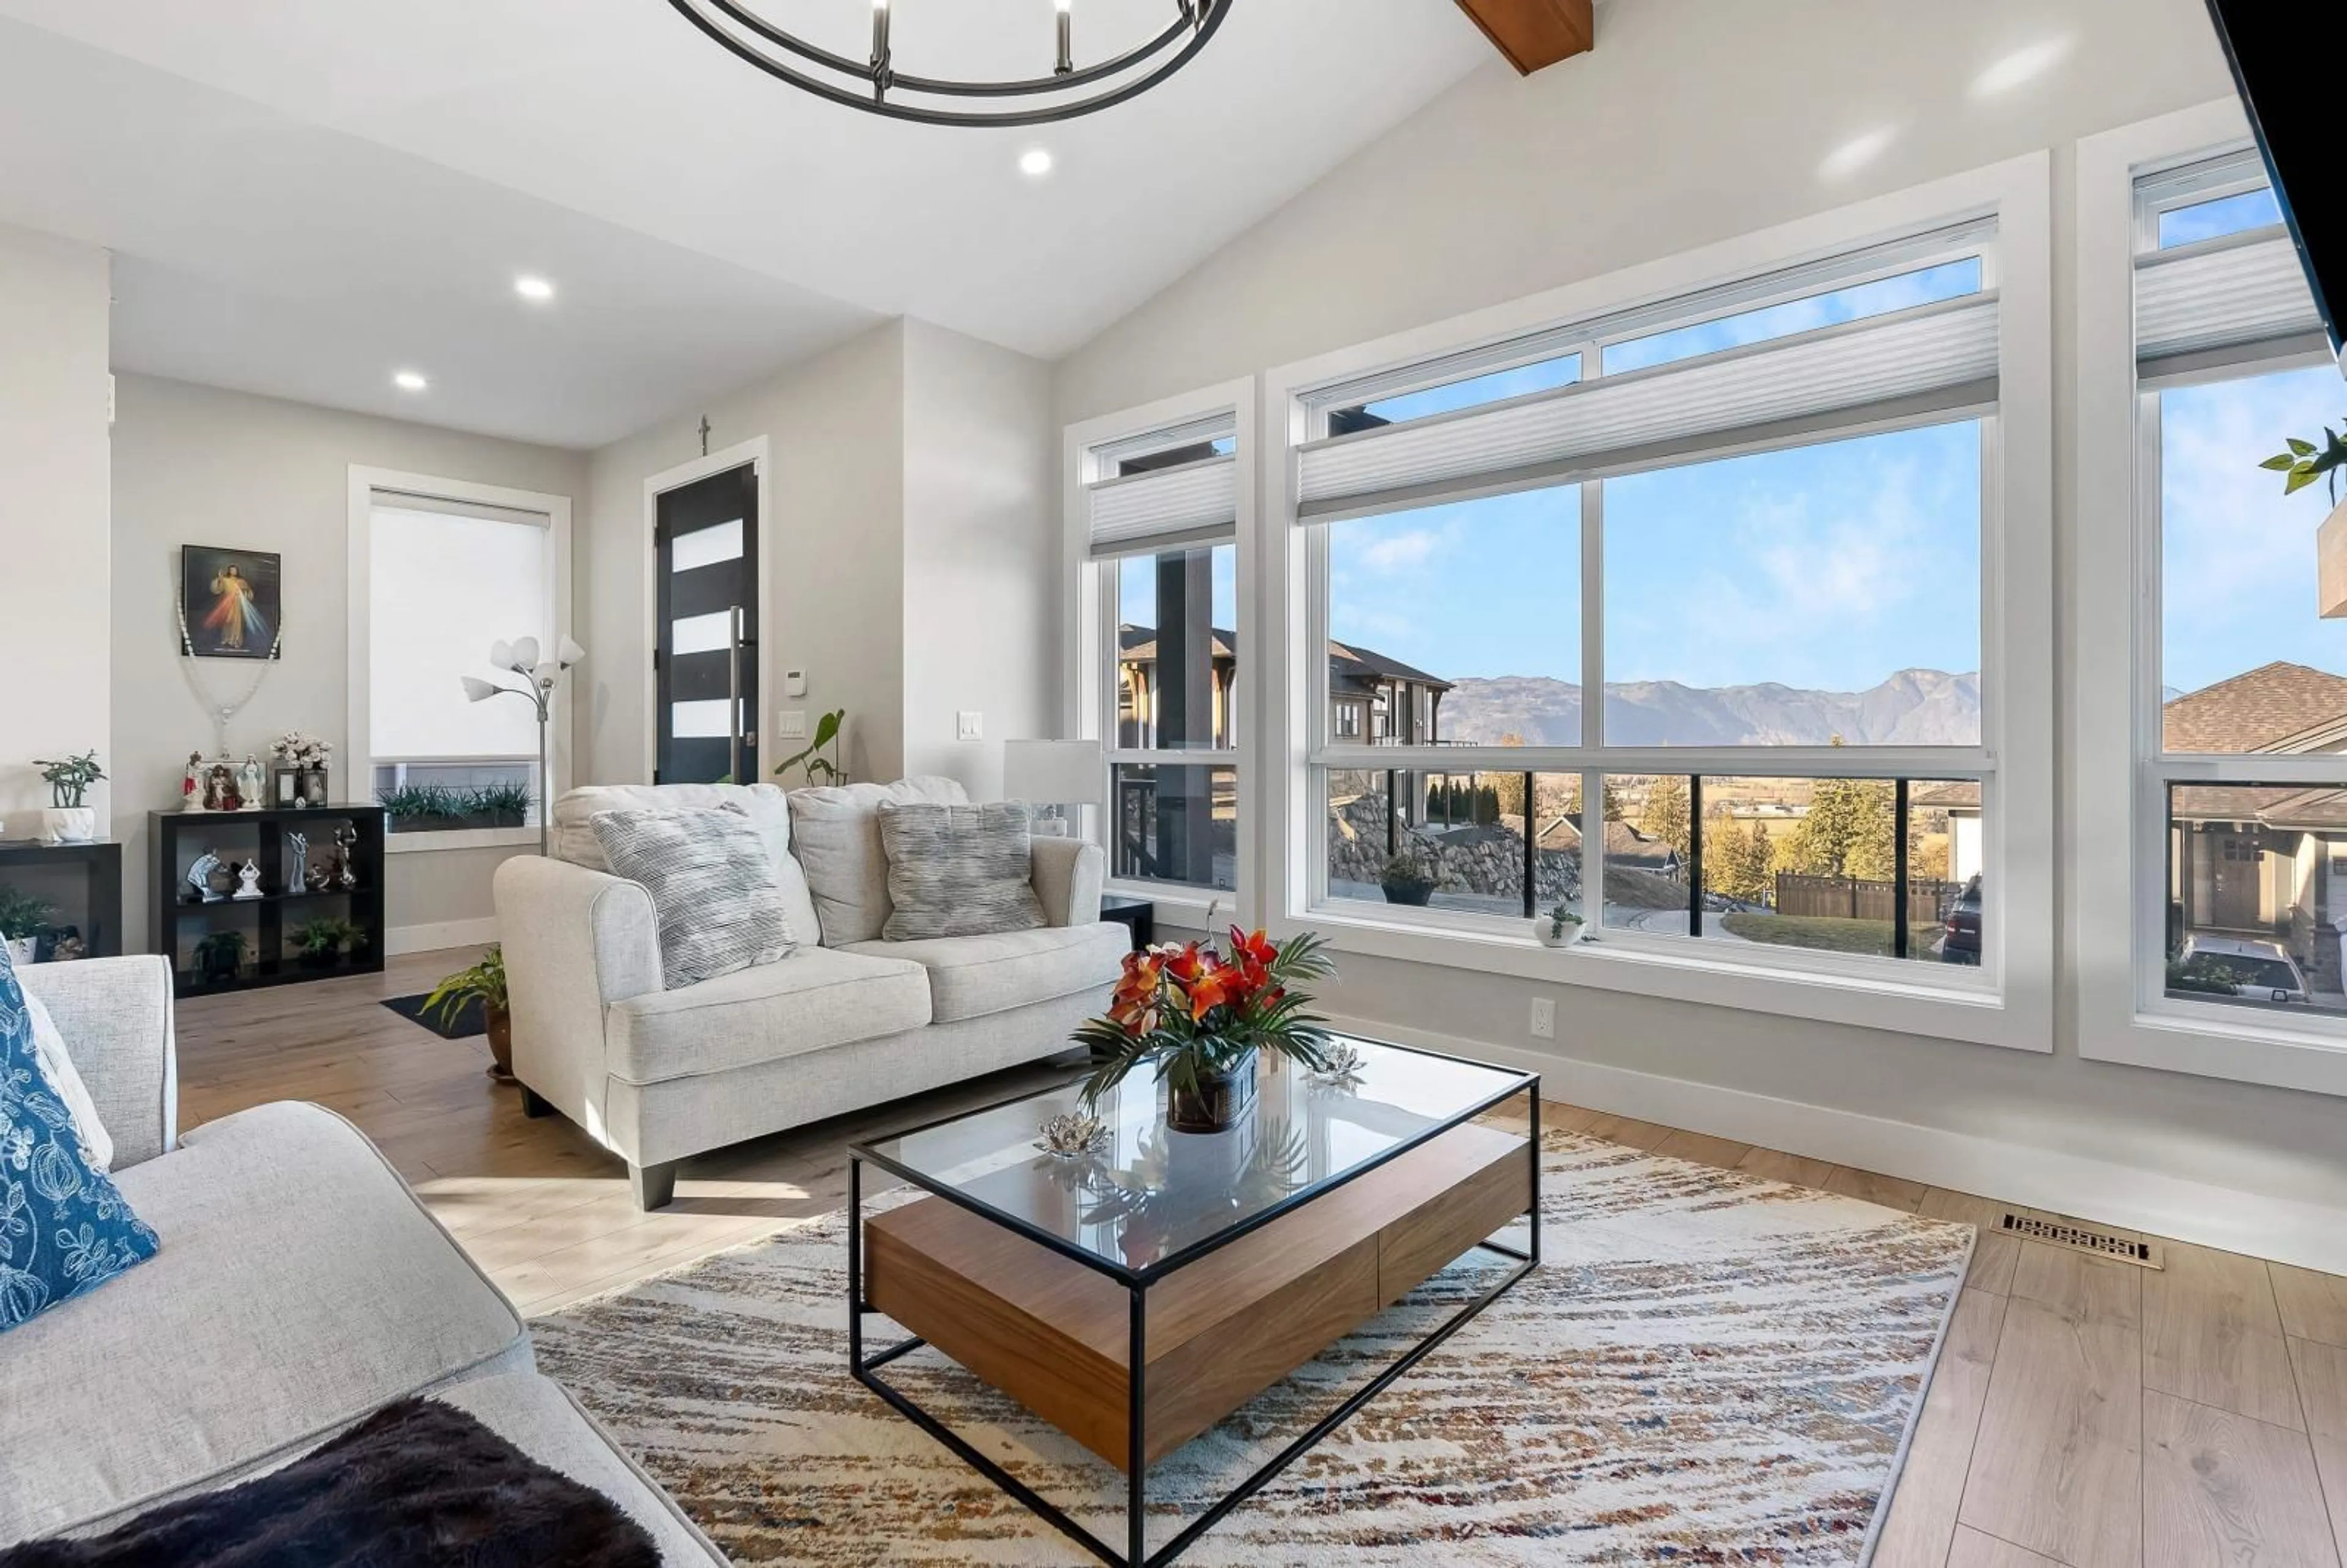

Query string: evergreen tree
1640 775 1692 861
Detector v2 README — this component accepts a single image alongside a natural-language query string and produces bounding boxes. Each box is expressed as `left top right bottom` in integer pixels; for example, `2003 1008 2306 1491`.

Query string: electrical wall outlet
957 710 984 741
776 710 807 739
1529 997 1556 1041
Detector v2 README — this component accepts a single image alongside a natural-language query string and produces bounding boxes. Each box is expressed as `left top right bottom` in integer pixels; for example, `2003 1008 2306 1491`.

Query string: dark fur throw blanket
1 1397 663 1567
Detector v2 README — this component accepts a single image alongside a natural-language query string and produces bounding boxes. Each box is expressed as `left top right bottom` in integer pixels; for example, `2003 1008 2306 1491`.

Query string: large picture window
1080 413 1242 894
1291 216 2004 988
2133 149 2341 1025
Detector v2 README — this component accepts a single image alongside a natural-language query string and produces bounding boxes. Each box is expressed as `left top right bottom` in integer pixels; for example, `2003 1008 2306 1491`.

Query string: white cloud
1359 526 1448 574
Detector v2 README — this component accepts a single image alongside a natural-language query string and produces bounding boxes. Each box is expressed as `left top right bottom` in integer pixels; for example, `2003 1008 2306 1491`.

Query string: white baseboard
1328 1013 2347 1278
386 917 498 957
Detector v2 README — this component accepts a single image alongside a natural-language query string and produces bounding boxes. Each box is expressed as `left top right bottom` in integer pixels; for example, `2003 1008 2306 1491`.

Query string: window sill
385 826 540 854
1285 899 2047 1053
2082 1001 2347 1100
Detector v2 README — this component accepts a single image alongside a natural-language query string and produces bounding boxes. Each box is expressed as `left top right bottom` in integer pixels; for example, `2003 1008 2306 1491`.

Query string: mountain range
1438 669 1983 747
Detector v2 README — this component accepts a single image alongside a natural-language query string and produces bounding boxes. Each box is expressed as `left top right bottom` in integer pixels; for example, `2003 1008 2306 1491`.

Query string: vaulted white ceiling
0 1 1494 447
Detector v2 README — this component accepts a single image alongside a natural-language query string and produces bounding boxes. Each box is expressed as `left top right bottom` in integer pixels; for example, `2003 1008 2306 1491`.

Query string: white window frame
2077 99 2347 1099
1260 153 2055 1052
1063 379 1257 917
347 466 573 854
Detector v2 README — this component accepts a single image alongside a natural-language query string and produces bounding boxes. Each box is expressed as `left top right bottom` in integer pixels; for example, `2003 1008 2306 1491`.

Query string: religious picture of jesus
180 546 282 661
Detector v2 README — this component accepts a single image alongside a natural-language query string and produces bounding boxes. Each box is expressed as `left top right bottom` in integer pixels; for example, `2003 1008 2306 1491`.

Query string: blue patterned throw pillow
0 948 158 1332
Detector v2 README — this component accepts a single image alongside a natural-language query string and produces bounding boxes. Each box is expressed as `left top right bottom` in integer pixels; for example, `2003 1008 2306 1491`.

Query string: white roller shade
1296 294 1999 519
1086 453 1238 556
2135 228 2323 368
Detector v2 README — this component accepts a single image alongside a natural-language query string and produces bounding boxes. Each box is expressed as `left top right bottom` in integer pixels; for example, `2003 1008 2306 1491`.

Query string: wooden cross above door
1452 0 1594 75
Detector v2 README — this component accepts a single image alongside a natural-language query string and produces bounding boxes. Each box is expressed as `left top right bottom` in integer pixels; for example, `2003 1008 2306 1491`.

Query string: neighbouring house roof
2170 782 2347 833
2162 661 2347 754
1120 627 1453 695
1910 781 1983 812
1535 815 1681 870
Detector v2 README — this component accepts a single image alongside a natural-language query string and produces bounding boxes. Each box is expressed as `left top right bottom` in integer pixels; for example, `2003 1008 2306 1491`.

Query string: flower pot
3 934 37 969
1535 917 1584 948
42 807 94 845
1166 1050 1259 1134
1381 881 1435 907
485 1005 515 1082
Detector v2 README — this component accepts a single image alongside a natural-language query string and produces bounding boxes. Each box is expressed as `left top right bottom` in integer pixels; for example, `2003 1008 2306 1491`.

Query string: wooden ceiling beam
1451 0 1594 76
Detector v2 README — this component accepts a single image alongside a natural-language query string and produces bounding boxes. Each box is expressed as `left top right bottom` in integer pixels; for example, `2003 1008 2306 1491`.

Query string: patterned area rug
531 1132 1972 1566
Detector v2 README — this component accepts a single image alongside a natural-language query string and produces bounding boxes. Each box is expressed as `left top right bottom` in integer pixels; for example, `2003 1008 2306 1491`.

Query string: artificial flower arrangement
271 731 334 771
1073 926 1337 1132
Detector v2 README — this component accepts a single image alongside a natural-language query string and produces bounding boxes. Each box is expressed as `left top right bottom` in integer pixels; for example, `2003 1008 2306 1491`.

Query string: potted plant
465 782 532 830
1535 901 1584 947
1379 847 1438 906
1073 927 1337 1134
193 929 249 986
0 887 58 967
2261 423 2347 615
289 915 365 970
32 750 104 844
774 708 848 786
422 944 514 1080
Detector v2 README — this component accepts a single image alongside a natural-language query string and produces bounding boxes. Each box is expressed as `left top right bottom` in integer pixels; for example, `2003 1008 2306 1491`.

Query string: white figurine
238 756 265 811
231 859 264 900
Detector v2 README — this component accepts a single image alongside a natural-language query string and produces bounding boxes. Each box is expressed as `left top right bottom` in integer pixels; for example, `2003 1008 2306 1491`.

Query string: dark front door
654 464 758 785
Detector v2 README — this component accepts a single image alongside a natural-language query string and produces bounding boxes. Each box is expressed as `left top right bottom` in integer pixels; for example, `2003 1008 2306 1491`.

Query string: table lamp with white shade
1003 739 1104 837
460 634 586 857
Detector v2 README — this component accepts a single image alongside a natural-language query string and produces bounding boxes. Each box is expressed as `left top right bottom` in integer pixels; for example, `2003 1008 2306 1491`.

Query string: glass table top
854 1036 1533 1282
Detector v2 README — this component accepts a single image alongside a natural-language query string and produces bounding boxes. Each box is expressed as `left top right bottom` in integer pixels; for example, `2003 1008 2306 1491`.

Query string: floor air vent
1998 1211 2164 1269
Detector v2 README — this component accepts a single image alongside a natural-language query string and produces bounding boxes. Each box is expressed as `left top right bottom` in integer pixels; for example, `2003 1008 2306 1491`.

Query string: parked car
1939 875 1982 965
2170 934 2310 1004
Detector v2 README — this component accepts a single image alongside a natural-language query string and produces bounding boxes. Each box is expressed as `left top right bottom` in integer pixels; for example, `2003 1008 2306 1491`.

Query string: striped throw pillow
589 803 798 988
877 802 1047 941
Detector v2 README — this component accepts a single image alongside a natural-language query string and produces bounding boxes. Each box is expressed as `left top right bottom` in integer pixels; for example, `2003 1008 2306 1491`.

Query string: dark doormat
381 992 486 1040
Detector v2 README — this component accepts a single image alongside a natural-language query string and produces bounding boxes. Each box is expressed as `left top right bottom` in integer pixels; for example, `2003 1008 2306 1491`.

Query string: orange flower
1186 966 1231 1021
1228 926 1277 967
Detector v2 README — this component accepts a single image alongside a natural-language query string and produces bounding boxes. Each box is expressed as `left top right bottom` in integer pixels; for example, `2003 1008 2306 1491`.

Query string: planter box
2321 499 2347 620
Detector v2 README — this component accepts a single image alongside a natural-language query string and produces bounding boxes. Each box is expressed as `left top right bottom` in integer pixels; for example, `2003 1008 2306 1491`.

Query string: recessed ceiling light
1018 148 1054 178
515 274 556 302
394 370 428 392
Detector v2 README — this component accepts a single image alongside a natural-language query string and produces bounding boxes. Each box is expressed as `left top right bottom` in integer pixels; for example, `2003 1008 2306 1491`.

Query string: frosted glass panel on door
671 518 744 574
671 700 741 739
671 610 735 657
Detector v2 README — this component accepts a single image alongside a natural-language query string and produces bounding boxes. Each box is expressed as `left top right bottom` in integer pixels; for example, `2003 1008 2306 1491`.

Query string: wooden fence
1774 873 1957 927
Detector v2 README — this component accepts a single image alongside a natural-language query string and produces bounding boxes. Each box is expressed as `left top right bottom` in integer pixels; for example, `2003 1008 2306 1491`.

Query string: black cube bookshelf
150 805 388 998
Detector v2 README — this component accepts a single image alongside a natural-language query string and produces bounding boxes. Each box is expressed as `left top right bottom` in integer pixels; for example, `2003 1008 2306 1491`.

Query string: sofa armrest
1030 837 1105 927
493 857 663 1116
18 955 177 1170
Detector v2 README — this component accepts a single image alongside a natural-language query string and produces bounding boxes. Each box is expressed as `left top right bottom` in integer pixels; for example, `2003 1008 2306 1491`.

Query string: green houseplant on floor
422 945 514 1082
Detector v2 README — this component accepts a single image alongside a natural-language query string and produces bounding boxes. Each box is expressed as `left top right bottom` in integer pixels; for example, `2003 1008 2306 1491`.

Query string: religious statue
186 850 224 904
238 756 265 811
230 859 263 901
332 823 361 890
285 831 309 894
182 753 202 812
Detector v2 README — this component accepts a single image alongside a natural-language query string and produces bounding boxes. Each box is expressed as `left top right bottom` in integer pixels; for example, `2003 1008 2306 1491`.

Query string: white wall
109 373 588 948
0 222 111 835
900 319 1056 799
1054 0 2347 1262
582 317 1057 801
584 321 908 790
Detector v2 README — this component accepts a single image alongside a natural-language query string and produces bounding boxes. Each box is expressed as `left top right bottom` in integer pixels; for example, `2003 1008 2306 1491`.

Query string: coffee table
847 1036 1539 1567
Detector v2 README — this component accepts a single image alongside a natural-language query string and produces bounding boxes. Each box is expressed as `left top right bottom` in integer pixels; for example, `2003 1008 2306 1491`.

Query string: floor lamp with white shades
461 635 586 857
1003 739 1104 838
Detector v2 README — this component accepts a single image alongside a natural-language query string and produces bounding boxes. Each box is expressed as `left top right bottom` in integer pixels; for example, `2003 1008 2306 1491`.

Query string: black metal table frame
845 1047 1541 1568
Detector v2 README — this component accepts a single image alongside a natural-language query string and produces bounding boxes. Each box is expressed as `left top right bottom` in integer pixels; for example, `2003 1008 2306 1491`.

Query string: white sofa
494 779 1128 1209
0 956 724 1564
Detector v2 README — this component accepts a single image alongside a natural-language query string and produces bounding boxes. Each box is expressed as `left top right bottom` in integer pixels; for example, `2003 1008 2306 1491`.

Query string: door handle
727 605 745 784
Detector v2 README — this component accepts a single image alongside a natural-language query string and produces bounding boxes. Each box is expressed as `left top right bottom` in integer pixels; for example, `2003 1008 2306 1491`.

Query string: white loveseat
0 956 724 1564
493 779 1127 1209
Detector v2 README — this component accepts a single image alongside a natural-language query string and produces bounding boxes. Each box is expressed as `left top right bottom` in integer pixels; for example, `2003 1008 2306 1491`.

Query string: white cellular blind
1086 454 1238 555
1296 295 1999 519
2135 229 2323 367
1085 412 1238 556
370 503 549 760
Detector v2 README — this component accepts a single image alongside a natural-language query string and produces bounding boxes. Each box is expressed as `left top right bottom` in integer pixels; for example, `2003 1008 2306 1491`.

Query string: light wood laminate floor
179 948 2347 1568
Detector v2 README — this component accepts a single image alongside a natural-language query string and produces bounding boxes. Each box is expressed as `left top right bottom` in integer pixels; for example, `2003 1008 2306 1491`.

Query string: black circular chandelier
664 0 1236 128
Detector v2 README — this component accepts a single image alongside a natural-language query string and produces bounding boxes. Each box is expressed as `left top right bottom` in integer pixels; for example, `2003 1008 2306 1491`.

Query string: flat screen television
2205 1 2346 367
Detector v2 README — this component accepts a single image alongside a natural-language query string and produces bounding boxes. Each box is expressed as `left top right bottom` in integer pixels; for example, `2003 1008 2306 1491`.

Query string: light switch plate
776 710 807 739
957 711 984 741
